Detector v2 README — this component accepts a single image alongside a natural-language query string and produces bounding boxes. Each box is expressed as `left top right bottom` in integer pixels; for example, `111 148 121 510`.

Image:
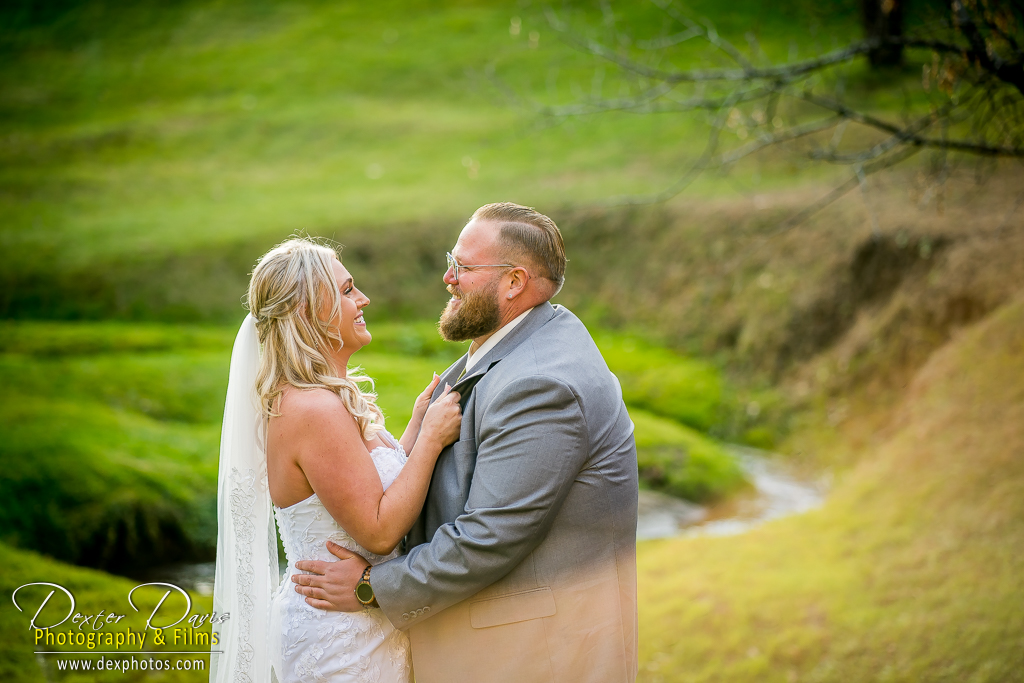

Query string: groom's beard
438 278 501 343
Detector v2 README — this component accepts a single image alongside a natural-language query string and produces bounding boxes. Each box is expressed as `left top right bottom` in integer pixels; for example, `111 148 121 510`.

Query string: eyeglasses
446 252 513 282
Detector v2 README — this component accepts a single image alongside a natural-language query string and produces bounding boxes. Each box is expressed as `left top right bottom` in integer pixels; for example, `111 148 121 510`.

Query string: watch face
355 582 374 603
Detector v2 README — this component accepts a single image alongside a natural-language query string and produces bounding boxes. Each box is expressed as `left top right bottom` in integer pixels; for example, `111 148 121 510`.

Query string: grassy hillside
634 293 1024 682
555 166 1024 389
0 0 863 253
0 0 909 322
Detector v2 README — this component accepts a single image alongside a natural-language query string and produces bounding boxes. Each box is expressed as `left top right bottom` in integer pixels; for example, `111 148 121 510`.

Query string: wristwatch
355 566 378 608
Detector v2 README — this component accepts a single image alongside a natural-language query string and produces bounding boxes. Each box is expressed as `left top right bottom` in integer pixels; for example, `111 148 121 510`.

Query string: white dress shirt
463 307 534 375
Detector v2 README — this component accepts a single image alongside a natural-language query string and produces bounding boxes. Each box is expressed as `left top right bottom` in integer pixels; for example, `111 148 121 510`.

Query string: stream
146 447 826 595
637 445 827 541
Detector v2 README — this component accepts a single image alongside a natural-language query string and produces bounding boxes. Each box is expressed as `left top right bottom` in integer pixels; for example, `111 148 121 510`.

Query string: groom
293 203 639 682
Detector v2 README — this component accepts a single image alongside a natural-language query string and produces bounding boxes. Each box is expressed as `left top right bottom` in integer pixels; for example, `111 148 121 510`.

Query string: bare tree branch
718 116 843 166
636 27 701 50
953 0 1024 96
553 28 877 83
539 84 767 116
531 0 1024 209
799 92 1024 157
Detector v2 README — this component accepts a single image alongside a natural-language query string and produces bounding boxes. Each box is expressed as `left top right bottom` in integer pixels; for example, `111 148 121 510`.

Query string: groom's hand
292 541 369 612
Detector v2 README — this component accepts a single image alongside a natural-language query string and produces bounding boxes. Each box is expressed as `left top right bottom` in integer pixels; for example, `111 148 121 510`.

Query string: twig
776 145 924 234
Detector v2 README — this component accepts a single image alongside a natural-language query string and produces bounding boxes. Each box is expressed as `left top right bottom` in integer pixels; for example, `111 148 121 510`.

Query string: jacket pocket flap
469 587 556 629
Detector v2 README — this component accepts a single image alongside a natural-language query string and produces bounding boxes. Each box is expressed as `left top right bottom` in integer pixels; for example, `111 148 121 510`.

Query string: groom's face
438 220 504 343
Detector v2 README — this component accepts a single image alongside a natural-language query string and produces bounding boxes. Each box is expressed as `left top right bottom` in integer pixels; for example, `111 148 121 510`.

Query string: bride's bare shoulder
276 385 342 414
271 386 364 459
273 385 352 431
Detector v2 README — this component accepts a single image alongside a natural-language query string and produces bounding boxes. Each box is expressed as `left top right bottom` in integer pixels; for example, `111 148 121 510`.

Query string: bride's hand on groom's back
418 384 461 451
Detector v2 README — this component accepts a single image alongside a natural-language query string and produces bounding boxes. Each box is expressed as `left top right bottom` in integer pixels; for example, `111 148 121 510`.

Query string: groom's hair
471 202 567 294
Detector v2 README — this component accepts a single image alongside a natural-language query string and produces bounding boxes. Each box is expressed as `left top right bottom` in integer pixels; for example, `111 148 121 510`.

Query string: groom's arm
369 373 589 629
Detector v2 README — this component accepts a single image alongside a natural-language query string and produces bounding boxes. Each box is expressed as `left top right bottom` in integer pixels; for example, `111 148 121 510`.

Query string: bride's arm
283 386 461 556
399 373 441 454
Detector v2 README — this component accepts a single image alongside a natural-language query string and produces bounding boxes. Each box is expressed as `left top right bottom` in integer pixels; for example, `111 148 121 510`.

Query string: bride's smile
326 258 372 359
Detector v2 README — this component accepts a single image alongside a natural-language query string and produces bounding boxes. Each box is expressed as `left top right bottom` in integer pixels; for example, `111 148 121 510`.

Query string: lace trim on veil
211 316 280 683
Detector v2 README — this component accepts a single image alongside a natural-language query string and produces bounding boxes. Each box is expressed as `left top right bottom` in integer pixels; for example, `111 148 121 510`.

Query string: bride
210 238 462 683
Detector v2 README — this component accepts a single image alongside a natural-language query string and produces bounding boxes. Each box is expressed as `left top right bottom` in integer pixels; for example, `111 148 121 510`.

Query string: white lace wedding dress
269 431 413 683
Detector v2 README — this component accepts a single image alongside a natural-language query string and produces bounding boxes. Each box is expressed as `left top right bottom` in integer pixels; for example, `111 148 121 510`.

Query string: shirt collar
464 307 534 374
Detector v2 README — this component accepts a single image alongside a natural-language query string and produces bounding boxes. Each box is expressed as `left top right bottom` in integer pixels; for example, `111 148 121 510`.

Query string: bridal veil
210 314 280 683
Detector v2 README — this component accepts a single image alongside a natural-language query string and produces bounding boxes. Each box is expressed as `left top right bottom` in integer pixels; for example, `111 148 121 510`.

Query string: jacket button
402 613 409 621
424 606 431 613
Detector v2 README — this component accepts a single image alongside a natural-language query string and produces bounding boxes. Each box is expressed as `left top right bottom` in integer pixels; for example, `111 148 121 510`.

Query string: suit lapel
430 303 557 405
431 355 468 402
449 302 558 394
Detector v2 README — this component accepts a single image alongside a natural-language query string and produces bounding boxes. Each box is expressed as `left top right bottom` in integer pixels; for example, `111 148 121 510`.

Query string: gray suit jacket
373 303 639 683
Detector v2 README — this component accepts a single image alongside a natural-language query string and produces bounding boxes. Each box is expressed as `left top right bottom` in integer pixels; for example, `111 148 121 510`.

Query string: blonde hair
247 238 384 440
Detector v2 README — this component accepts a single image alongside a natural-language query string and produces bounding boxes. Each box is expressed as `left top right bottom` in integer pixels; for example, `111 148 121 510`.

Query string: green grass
0 323 229 571
0 0 928 322
631 408 746 502
595 330 782 447
0 392 218 561
0 0 864 237
597 333 727 432
633 294 1024 682
0 321 236 571
0 0 702 261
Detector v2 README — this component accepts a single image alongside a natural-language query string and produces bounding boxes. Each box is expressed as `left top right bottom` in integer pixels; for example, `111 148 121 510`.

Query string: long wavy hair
247 238 384 440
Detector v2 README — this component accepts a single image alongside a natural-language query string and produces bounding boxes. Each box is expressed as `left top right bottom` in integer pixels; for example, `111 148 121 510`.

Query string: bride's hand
418 383 461 450
409 373 442 427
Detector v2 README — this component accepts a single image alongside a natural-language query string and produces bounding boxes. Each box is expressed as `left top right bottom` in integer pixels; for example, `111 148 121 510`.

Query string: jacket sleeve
369 373 589 629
